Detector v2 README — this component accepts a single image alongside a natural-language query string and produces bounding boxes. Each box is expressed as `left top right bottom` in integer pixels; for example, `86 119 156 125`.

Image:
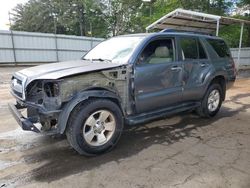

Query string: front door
134 38 183 113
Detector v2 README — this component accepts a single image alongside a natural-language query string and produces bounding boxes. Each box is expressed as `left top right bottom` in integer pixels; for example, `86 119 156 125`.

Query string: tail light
230 57 237 77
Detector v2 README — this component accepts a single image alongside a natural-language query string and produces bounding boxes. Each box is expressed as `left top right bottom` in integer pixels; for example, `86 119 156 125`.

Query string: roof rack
159 28 213 35
159 29 175 33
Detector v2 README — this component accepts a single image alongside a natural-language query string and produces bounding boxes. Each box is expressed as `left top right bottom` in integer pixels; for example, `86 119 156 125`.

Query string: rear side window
180 38 198 60
207 39 230 58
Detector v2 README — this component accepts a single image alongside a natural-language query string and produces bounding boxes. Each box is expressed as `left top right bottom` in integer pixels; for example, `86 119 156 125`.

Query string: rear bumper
8 103 40 133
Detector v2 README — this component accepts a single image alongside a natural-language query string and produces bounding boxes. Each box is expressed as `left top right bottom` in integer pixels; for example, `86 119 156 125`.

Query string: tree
11 0 56 33
10 0 108 37
10 0 150 37
98 0 144 36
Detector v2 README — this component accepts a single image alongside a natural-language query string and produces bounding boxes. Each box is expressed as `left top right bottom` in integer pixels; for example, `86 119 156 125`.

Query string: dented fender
58 89 122 134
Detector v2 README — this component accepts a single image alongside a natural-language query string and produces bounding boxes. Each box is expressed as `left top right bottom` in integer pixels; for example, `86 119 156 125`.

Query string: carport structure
146 8 250 67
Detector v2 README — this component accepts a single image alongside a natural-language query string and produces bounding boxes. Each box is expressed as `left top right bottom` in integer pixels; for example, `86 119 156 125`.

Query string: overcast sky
0 0 28 30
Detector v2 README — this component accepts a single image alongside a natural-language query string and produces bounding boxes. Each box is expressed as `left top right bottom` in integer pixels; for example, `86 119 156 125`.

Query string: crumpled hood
17 60 124 85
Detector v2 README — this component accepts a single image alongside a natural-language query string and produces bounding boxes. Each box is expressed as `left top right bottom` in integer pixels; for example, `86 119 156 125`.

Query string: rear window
207 39 230 58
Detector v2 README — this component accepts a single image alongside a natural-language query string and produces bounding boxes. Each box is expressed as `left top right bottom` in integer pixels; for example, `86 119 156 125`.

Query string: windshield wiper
82 57 112 63
91 58 112 62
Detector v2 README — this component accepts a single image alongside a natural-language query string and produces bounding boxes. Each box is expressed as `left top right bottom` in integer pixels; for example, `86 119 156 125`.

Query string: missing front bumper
8 103 41 133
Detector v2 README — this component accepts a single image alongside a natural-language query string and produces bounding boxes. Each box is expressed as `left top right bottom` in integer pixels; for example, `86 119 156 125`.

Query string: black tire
66 99 124 156
196 83 223 118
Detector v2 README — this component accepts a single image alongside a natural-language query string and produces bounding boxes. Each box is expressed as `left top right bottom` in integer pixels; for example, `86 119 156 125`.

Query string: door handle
200 63 208 67
171 66 182 71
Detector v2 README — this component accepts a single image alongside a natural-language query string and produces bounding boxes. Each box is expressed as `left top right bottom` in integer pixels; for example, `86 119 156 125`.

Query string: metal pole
237 22 244 69
10 30 17 65
216 19 220 36
90 22 93 49
54 15 57 34
54 34 59 62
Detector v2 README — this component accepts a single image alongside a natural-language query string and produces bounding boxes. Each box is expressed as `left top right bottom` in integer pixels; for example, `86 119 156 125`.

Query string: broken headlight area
44 82 60 97
17 80 64 133
25 80 62 111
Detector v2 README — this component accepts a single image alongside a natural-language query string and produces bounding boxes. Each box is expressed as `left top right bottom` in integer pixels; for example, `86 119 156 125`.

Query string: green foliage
99 0 144 36
11 0 55 33
11 0 108 37
239 0 250 5
220 24 248 47
9 0 250 47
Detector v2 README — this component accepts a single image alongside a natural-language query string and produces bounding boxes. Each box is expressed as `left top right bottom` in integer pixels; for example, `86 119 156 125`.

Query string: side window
180 37 198 60
138 39 174 65
207 39 230 58
198 41 207 59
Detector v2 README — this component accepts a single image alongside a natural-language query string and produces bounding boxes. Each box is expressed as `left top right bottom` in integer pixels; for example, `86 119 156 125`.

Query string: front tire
197 83 223 118
66 99 124 156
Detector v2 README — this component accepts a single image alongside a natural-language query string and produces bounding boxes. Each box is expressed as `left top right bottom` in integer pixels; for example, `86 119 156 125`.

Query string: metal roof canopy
146 8 250 68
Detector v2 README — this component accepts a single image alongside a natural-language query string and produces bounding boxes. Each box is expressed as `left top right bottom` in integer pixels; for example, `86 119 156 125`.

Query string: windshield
83 36 144 64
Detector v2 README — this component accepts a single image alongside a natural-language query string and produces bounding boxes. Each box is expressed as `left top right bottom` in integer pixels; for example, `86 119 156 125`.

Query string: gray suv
9 32 236 155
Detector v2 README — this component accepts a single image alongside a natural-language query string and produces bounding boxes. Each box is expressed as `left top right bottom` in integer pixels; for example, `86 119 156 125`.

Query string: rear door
206 38 236 80
134 37 183 113
179 36 211 101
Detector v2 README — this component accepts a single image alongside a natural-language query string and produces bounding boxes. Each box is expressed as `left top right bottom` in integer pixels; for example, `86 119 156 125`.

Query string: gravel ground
0 66 250 188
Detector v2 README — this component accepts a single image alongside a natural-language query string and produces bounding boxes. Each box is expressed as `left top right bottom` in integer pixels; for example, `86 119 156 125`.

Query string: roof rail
159 29 176 33
159 28 213 36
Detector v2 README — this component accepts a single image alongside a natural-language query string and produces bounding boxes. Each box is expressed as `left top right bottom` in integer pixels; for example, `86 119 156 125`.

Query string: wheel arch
58 88 123 134
207 75 226 101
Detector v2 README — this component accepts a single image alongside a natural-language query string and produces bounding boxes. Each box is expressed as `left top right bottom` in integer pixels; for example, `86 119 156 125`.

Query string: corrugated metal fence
0 30 103 64
231 48 250 69
0 30 250 69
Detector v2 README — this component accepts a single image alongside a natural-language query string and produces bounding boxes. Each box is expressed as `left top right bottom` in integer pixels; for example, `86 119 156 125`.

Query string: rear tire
66 99 124 156
196 83 223 118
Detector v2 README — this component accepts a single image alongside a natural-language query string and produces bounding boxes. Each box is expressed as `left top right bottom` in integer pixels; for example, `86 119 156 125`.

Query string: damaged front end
9 74 63 134
9 65 130 135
